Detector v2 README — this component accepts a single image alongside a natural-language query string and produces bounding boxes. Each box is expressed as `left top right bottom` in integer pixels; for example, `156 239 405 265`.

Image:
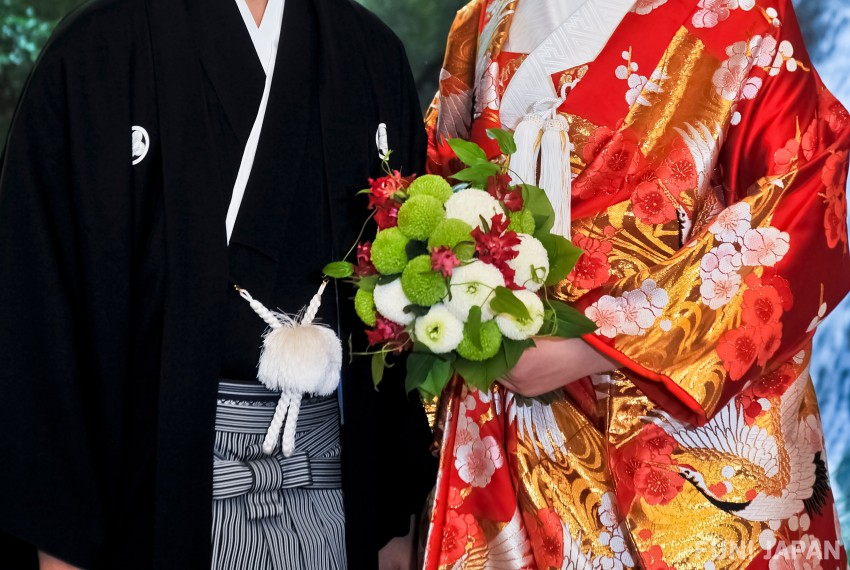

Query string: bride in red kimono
422 0 850 568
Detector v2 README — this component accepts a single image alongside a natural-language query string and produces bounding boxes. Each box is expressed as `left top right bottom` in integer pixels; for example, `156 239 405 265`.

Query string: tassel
509 114 544 187
538 115 573 239
237 283 343 456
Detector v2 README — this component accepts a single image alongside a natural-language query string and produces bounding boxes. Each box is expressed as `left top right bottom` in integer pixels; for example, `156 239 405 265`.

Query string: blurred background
2 0 849 550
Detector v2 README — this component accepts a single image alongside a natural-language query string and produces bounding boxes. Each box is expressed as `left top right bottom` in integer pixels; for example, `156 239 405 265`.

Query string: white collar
235 0 286 75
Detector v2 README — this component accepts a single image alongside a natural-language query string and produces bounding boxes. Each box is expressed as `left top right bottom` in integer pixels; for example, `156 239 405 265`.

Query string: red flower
751 364 796 399
822 152 848 196
431 246 461 278
368 170 410 200
819 91 850 135
825 192 848 251
633 461 684 506
611 442 653 501
741 277 784 328
717 327 761 381
753 322 783 367
754 269 793 311
370 197 400 230
801 118 819 161
641 544 676 570
447 486 464 509
656 147 697 193
631 180 677 225
523 508 564 569
367 171 412 230
772 138 800 176
355 242 377 277
568 233 613 289
575 128 640 199
365 316 409 350
471 214 521 285
736 393 765 425
568 251 611 290
637 424 677 459
486 174 524 212
440 510 481 566
581 126 615 163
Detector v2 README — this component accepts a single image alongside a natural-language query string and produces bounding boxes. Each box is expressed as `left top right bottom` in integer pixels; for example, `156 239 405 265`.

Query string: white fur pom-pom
258 323 342 396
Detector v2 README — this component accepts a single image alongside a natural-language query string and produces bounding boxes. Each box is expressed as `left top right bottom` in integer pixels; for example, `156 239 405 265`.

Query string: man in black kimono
0 0 436 567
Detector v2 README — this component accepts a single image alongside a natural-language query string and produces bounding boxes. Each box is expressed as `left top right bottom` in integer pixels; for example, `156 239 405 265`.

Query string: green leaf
406 239 429 260
403 304 430 318
356 188 373 196
377 274 400 285
447 138 488 166
465 305 482 349
418 358 454 398
356 274 378 292
490 286 532 322
486 128 517 155
540 299 598 338
452 162 501 186
371 352 386 387
323 261 355 279
538 234 583 285
503 337 536 370
521 185 555 235
405 351 439 393
454 242 476 260
452 348 511 392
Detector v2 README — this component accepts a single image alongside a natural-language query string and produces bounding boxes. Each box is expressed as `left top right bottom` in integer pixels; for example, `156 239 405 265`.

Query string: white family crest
131 126 150 165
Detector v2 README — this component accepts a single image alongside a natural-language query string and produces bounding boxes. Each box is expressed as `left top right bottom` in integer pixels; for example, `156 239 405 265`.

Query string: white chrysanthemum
444 188 502 230
373 278 414 326
495 290 545 340
507 234 549 292
414 304 464 353
446 261 505 322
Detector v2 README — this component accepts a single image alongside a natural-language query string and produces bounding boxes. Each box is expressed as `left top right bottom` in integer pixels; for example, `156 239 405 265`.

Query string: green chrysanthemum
401 255 447 307
428 218 473 254
354 288 377 327
509 209 536 234
371 227 409 275
408 174 453 203
457 320 503 361
397 195 445 240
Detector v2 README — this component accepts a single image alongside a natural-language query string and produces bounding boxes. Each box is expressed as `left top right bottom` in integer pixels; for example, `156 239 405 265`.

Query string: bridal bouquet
323 128 596 398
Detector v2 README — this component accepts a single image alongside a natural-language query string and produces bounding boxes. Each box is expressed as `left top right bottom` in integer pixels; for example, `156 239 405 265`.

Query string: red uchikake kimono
423 0 850 568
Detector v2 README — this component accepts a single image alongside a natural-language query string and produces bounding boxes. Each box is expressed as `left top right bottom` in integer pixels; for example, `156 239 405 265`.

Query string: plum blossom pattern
768 534 825 570
699 200 791 311
568 229 615 290
741 227 791 266
585 279 670 338
631 180 678 225
693 0 756 29
632 0 667 16
822 150 849 251
615 49 667 107
713 35 778 103
454 433 504 488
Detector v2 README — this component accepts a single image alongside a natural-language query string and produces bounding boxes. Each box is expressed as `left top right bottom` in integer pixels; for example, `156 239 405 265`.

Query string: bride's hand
498 337 619 397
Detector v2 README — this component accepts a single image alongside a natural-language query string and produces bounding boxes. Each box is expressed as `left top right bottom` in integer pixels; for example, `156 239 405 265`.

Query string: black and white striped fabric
211 381 347 570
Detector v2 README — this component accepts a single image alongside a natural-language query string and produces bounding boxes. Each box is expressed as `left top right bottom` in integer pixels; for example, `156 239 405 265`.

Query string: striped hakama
211 381 347 570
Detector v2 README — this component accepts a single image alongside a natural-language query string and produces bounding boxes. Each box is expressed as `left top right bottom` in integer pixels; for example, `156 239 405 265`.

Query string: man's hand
499 338 618 397
378 515 417 570
38 552 79 570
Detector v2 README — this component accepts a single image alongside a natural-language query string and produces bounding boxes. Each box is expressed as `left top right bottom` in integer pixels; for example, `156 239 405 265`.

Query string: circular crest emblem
132 126 150 165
